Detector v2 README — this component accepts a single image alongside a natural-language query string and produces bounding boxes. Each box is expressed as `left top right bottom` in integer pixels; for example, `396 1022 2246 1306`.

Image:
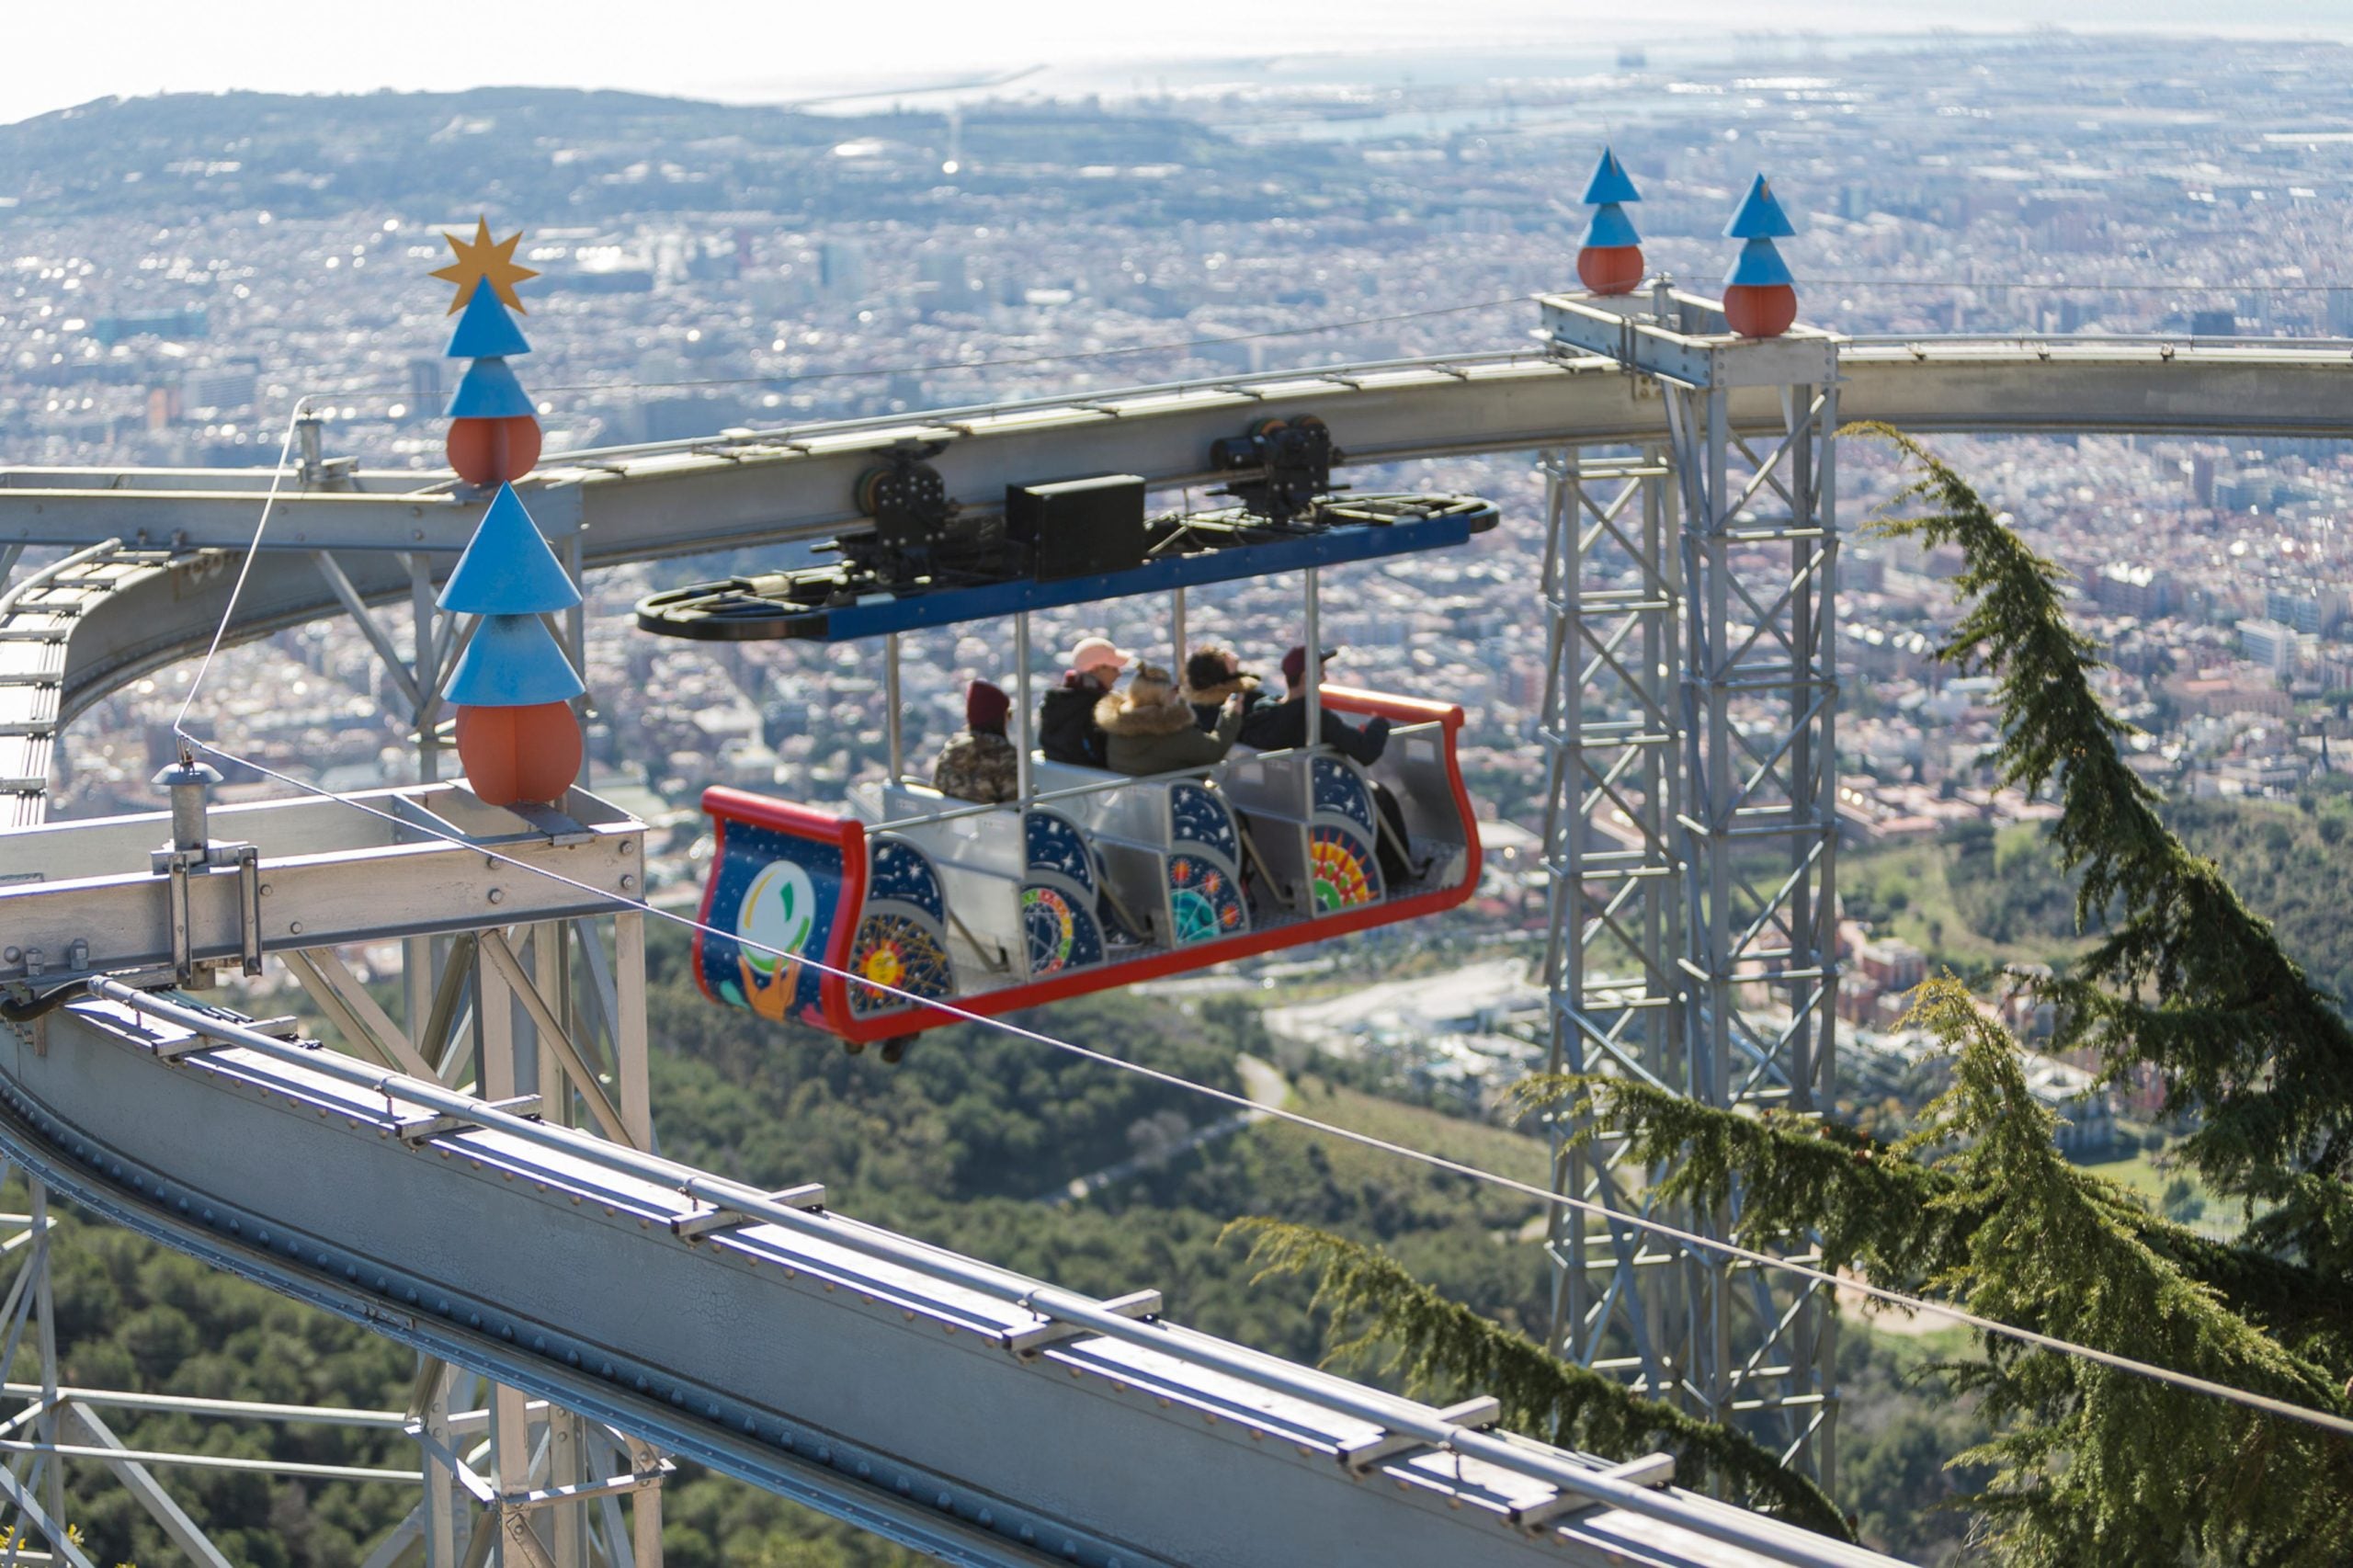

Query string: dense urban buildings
9 33 2351 954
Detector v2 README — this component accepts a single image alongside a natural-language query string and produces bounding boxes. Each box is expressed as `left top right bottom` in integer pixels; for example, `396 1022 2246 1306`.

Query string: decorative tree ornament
444 283 533 356
454 703 585 808
1721 174 1799 338
446 357 538 419
429 217 540 313
428 222 584 809
1575 146 1644 297
439 486 583 619
437 220 546 487
446 415 543 489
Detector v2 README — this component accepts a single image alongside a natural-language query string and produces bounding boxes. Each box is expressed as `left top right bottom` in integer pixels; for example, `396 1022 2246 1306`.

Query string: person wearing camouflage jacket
932 679 1020 803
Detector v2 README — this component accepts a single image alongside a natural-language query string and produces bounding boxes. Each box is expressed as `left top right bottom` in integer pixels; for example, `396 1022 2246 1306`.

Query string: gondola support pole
1014 613 1033 805
884 631 904 784
1303 567 1322 748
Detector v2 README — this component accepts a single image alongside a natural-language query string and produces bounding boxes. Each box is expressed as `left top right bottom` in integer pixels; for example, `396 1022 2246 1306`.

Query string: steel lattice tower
1536 284 1841 1486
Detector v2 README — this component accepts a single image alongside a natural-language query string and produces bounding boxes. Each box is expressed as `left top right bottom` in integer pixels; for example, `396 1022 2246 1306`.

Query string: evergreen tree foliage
1223 1218 1850 1538
1853 423 2353 1270
1521 978 2353 1564
1222 428 2353 1560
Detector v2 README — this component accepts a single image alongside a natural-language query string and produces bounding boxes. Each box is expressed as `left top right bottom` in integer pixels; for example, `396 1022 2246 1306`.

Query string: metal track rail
0 334 2345 762
0 987 1891 1568
0 541 183 829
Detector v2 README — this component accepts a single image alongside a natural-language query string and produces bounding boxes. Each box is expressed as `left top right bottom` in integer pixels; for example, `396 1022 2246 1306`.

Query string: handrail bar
79 978 1859 1568
0 538 135 619
869 722 1441 836
1841 331 2353 351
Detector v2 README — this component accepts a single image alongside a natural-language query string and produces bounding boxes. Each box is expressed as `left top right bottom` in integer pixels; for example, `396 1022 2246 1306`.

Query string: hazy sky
8 0 2349 126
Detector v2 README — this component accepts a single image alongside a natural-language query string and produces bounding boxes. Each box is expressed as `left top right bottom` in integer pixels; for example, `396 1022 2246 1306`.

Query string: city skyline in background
7 1 2353 126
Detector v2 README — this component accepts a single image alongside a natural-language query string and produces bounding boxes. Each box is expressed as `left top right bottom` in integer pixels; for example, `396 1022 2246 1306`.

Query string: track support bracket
1006 1290 1161 1359
670 1184 826 1243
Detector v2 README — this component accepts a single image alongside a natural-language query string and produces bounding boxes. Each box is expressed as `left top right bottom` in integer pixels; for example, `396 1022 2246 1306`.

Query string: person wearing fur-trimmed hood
1097 664 1244 776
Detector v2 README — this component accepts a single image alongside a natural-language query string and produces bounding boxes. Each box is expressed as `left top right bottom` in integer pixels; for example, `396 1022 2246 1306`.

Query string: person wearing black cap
932 679 1019 803
1239 645 1413 886
1237 644 1392 765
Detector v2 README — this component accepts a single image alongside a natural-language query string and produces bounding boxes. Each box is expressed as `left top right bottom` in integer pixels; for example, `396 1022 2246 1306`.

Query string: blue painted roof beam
638 503 1497 643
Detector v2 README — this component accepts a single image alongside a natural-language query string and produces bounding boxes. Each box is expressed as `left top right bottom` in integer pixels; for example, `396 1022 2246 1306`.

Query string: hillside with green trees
1842 790 2353 999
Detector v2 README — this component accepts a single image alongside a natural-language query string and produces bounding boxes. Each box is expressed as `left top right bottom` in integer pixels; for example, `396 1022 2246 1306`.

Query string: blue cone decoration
1580 147 1642 207
1725 174 1797 240
1725 237 1795 289
439 483 582 615
444 356 538 419
1582 203 1642 250
446 612 585 707
444 286 533 360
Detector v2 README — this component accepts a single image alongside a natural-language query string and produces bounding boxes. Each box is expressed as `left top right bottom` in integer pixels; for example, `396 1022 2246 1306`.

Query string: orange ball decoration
1577 245 1644 296
1722 283 1799 340
446 415 544 488
456 700 583 808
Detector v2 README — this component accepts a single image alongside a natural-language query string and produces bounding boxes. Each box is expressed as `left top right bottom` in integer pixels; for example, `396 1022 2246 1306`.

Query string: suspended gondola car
696 686 1480 1051
646 415 1493 1055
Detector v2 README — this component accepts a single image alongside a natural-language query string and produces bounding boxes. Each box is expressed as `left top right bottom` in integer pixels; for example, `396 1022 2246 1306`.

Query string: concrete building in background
2241 617 2300 677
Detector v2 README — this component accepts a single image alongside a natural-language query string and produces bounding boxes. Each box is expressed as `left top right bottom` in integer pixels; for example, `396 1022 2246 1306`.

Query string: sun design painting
1309 828 1377 911
848 914 953 1014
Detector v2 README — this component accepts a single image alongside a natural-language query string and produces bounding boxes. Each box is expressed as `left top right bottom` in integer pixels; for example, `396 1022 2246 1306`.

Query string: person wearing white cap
1039 634 1136 767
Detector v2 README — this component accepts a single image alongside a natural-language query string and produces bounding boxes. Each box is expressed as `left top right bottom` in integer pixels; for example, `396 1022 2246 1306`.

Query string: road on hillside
1037 1053 1290 1206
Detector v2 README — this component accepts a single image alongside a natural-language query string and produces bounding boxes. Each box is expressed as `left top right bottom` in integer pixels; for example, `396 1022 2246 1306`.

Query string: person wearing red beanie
965 679 1011 733
933 678 1019 802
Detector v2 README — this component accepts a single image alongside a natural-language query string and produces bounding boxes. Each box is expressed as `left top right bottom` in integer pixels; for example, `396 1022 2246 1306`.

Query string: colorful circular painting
1023 885 1079 974
1309 827 1378 912
1167 854 1246 945
848 913 953 1014
737 858 816 978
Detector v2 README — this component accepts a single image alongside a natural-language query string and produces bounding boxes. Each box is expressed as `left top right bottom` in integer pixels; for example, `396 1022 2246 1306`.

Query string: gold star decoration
430 217 540 314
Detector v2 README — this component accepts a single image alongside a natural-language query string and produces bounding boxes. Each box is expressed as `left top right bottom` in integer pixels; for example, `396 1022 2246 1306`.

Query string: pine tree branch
1846 422 2353 1253
1898 979 2353 1567
1515 1071 2351 1365
1512 1073 1972 1288
1221 1217 1854 1540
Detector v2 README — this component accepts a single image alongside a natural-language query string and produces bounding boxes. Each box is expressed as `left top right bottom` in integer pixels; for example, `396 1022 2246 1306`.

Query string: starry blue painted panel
1312 756 1376 834
1169 782 1239 859
1025 809 1097 894
869 835 947 923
